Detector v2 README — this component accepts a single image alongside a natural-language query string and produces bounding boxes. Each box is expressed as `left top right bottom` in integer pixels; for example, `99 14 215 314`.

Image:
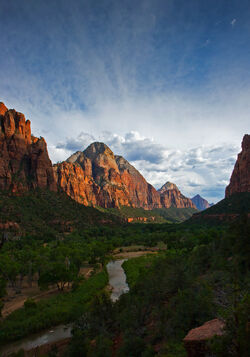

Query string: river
0 259 129 356
106 259 129 302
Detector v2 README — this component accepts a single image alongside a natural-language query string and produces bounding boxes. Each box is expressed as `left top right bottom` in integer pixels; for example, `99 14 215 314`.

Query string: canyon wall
225 134 250 197
0 102 56 193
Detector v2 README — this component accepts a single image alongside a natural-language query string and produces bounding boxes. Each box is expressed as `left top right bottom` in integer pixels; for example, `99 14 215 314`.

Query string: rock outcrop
226 134 250 197
54 143 195 209
183 319 225 357
158 182 196 209
54 142 162 209
191 194 212 211
0 102 56 192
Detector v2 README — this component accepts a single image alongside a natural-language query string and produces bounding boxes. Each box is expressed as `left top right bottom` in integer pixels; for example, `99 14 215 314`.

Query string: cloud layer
0 0 249 203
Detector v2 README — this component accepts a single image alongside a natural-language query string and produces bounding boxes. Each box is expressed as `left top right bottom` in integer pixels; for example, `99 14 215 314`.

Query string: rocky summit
54 144 195 209
191 194 212 211
225 134 250 197
158 181 196 209
0 102 56 193
54 142 162 209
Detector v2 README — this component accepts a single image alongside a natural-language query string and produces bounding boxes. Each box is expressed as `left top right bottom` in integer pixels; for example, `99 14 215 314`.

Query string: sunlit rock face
0 102 56 193
158 181 196 209
55 144 195 209
54 142 161 209
225 134 250 197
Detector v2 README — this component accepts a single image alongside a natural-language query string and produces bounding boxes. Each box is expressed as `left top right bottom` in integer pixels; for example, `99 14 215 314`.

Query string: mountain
189 134 250 224
54 144 195 210
54 142 162 209
0 189 122 242
190 192 250 224
225 134 250 197
0 102 195 212
0 102 56 193
191 194 212 211
158 181 196 209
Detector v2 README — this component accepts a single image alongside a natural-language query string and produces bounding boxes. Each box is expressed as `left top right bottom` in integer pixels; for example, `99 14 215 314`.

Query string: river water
106 259 129 302
0 259 129 356
0 324 72 356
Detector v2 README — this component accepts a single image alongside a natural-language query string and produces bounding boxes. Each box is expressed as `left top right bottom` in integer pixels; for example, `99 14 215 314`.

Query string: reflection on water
0 324 72 356
106 259 129 302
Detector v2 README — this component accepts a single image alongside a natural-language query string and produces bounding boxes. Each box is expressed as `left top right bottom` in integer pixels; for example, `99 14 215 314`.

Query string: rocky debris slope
158 182 196 209
191 194 212 211
0 102 56 192
226 134 250 197
55 143 195 209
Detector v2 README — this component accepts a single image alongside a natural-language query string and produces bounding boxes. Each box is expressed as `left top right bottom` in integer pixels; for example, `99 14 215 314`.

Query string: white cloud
231 18 236 26
51 129 240 203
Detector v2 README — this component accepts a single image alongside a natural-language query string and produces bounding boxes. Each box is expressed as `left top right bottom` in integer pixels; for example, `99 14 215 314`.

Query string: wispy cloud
1 0 249 202
231 18 237 26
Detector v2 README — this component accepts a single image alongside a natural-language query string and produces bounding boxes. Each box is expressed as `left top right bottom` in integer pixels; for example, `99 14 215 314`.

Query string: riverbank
0 271 108 348
0 249 157 356
1 267 94 319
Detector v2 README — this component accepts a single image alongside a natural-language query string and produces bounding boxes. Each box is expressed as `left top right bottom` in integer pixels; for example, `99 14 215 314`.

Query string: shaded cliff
225 134 250 197
191 194 212 211
0 102 56 193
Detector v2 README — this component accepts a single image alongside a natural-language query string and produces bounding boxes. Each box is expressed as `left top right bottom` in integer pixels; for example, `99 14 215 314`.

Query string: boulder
183 319 225 357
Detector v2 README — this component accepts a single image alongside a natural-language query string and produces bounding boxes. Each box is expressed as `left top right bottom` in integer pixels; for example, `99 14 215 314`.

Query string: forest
0 191 249 356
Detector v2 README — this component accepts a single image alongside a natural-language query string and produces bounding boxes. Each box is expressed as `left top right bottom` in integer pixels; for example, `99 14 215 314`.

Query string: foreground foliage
68 215 250 357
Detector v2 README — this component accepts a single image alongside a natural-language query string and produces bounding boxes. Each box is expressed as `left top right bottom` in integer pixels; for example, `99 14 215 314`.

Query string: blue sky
1 0 250 202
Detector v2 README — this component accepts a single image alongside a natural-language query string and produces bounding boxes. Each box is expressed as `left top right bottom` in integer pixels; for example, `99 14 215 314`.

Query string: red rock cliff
0 102 56 192
54 142 195 209
225 134 250 197
54 143 161 209
158 182 196 208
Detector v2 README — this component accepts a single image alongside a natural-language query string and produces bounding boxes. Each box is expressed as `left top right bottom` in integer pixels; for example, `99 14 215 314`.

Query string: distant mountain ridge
191 194 213 211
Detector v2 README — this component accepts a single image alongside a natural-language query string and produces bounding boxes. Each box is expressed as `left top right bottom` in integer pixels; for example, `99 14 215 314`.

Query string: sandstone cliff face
54 143 195 209
54 143 162 209
158 182 196 209
225 134 250 197
0 102 56 192
115 155 161 209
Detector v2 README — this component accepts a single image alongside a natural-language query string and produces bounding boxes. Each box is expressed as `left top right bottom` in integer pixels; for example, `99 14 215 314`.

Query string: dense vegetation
67 215 250 357
0 189 121 239
101 206 197 223
0 271 108 344
0 190 249 356
190 192 250 225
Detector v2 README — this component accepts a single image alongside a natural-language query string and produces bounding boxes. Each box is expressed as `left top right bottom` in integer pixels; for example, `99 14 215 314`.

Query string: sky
0 0 249 203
